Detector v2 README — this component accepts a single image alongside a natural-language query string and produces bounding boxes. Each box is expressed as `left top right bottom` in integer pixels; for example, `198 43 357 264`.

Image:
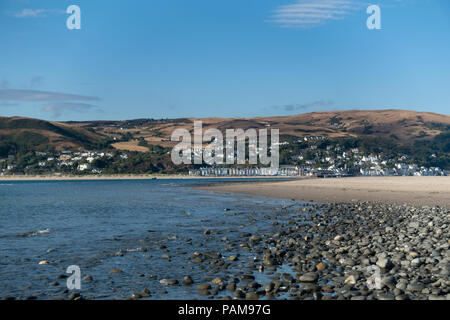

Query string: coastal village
188 164 448 177
0 150 122 176
1 135 447 177
190 135 448 177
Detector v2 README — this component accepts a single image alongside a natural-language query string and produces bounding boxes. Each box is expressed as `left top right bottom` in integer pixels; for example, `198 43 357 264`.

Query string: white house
78 163 91 171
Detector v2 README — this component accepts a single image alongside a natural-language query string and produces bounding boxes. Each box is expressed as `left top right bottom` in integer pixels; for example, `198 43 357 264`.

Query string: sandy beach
204 176 450 207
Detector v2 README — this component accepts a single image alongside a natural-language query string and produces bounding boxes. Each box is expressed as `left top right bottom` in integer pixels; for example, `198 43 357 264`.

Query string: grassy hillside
0 117 106 156
1 110 449 173
69 109 450 151
1 109 449 167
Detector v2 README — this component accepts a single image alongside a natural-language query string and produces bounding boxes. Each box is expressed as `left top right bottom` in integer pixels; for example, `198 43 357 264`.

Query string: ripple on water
0 179 315 299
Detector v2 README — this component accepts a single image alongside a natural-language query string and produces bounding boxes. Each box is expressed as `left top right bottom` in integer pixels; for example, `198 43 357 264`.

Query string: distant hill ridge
0 116 104 152
0 110 449 154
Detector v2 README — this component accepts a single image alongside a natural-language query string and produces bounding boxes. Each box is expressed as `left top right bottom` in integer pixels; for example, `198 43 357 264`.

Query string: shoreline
0 174 299 181
1 176 449 300
200 176 450 207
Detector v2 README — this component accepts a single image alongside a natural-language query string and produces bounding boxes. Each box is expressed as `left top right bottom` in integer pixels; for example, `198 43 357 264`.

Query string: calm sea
0 179 304 299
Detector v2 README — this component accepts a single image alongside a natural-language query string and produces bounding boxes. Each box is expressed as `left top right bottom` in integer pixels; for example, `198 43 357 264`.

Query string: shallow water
0 179 312 299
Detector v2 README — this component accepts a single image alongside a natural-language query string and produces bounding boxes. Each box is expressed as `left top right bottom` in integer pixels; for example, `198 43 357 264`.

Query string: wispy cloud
42 103 102 118
1 80 10 89
30 76 45 88
267 0 363 28
0 89 99 102
13 8 64 18
0 89 102 118
271 100 334 112
0 102 19 107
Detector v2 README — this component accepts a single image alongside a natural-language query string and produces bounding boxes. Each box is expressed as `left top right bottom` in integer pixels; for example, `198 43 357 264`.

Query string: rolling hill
68 109 450 150
0 116 105 155
1 109 449 155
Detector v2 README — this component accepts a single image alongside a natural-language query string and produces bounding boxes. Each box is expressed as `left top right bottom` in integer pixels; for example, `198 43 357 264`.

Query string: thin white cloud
0 88 102 117
0 89 99 102
13 8 64 18
0 102 18 107
42 103 102 118
1 80 10 89
30 76 45 88
267 0 364 28
272 100 335 111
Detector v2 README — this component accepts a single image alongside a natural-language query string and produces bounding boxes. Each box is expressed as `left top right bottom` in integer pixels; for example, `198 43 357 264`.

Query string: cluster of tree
412 131 450 169
2 129 449 174
0 132 49 157
96 152 187 174
278 132 450 169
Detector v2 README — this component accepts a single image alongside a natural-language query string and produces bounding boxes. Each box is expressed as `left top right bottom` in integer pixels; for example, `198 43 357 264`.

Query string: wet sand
203 176 450 207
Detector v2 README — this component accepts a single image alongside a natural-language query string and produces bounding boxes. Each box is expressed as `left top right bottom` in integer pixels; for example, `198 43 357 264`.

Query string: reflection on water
0 179 312 299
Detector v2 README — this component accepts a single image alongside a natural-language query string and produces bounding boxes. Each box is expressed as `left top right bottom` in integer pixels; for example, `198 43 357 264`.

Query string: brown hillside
2 110 449 152
0 116 105 150
73 109 450 151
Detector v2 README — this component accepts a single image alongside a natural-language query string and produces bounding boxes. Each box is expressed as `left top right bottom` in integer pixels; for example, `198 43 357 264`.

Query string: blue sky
0 0 449 120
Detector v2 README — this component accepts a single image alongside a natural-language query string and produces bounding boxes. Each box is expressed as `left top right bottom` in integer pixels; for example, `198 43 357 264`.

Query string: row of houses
189 164 448 177
188 166 353 177
189 165 301 177
1 150 129 175
360 166 447 176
